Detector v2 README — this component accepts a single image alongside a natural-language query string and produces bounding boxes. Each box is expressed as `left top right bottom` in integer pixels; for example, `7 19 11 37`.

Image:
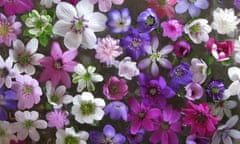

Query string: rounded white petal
74 64 86 74
33 120 48 129
25 65 36 75
53 20 72 36
63 95 73 104
227 81 240 96
76 0 94 16
13 39 25 53
64 31 82 49
91 74 103 82
56 2 77 21
229 129 240 139
94 98 105 107
26 38 38 54
92 107 104 121
82 28 97 49
228 67 240 81
30 53 44 65
87 12 107 32
77 79 87 92
29 127 40 142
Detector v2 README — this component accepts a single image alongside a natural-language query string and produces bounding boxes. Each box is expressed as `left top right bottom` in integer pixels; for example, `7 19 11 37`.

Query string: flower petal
26 38 38 54
76 0 94 16
56 2 77 21
64 31 82 49
88 12 107 32
82 28 97 49
229 129 240 139
53 20 72 36
103 125 116 138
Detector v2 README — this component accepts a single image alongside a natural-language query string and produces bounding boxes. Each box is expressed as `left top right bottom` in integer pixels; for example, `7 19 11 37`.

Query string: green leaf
39 35 49 47
45 102 53 111
207 68 212 76
206 55 216 65
21 13 29 21
177 87 186 98
220 58 232 66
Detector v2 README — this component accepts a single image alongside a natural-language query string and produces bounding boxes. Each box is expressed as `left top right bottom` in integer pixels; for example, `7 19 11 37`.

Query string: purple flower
170 63 193 91
0 86 17 120
150 106 181 144
125 129 144 144
120 28 150 60
138 73 175 108
46 109 69 129
137 8 159 33
234 0 240 9
175 0 209 17
161 19 183 41
104 101 128 121
185 82 204 101
174 40 191 58
127 97 161 134
206 80 225 101
186 134 210 144
90 124 126 144
107 8 131 33
103 76 128 100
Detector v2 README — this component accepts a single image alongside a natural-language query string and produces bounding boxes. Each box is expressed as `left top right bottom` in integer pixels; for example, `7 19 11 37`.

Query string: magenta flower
127 97 161 135
0 0 34 16
174 40 191 58
89 0 124 12
161 19 183 41
46 109 69 129
103 76 128 100
39 42 78 88
0 13 22 47
182 101 219 137
150 106 181 144
12 75 42 110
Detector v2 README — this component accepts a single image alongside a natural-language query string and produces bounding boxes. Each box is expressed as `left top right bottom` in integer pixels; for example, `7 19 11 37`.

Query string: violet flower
103 76 128 100
234 0 240 9
174 40 191 58
206 80 225 101
0 86 17 120
186 134 210 144
107 8 131 34
126 129 144 144
150 106 181 144
137 8 159 33
138 73 175 108
127 97 161 134
120 28 150 60
104 101 128 121
175 0 209 17
161 19 183 41
169 63 193 91
90 124 126 144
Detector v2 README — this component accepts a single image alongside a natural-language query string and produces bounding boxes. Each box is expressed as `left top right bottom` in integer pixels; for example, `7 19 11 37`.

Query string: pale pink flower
190 58 208 84
118 57 140 80
89 0 124 12
46 109 69 129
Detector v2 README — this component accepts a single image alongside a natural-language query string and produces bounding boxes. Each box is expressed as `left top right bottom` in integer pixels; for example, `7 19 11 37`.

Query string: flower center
149 87 158 96
151 53 159 60
83 73 91 81
71 16 88 33
19 55 29 65
24 86 33 95
54 60 62 69
24 120 33 129
211 87 219 94
159 0 166 5
175 67 185 76
0 128 5 136
105 137 114 144
146 16 155 26
0 24 9 36
191 24 200 32
109 85 118 95
64 136 80 144
35 19 45 29
0 68 9 77
80 101 96 116
50 94 59 103
161 122 169 130
189 0 195 3
138 112 145 119
132 40 139 47
196 113 207 124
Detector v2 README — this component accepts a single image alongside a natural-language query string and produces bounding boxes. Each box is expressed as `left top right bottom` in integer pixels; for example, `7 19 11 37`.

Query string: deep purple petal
89 131 105 144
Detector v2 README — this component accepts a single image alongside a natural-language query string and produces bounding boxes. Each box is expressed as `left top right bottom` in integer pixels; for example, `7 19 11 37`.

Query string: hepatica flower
72 64 103 92
0 0 34 16
9 38 44 75
190 58 207 84
234 0 240 9
182 101 219 137
118 57 140 80
0 121 16 144
71 92 105 124
125 129 144 144
0 13 22 47
53 0 107 49
107 8 131 34
186 134 210 144
173 40 191 58
56 127 89 144
89 0 124 12
175 0 209 17
104 101 128 121
224 67 240 100
90 124 126 144
137 8 159 33
161 19 183 41
39 41 78 88
95 35 123 66
138 36 173 77
185 82 204 101
206 80 225 101
46 109 69 129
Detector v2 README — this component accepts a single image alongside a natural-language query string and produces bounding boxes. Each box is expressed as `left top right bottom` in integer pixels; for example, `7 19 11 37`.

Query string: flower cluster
0 0 240 144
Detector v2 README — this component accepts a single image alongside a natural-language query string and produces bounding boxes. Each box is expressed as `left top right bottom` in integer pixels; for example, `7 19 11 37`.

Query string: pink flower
0 0 34 16
103 76 128 100
161 19 183 41
128 97 161 134
185 82 204 101
118 57 140 80
206 38 234 61
0 13 22 47
182 101 219 137
146 0 177 18
89 0 124 12
46 109 69 129
12 75 42 110
95 35 123 66
39 42 78 88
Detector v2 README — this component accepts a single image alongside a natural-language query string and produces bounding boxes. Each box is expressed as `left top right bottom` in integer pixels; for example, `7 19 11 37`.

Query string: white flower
212 115 240 144
211 8 240 35
71 92 105 124
9 38 44 75
40 0 60 8
224 66 240 100
184 18 212 44
0 121 16 144
234 36 240 63
209 100 237 120
45 81 73 108
56 127 89 144
73 64 103 92
11 111 47 142
53 0 107 49
190 58 208 84
118 57 140 80
0 56 17 88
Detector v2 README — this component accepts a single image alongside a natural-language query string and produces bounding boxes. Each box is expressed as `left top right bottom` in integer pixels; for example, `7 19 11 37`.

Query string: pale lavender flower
117 57 140 80
0 121 16 144
104 101 128 121
185 82 204 101
190 58 207 84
